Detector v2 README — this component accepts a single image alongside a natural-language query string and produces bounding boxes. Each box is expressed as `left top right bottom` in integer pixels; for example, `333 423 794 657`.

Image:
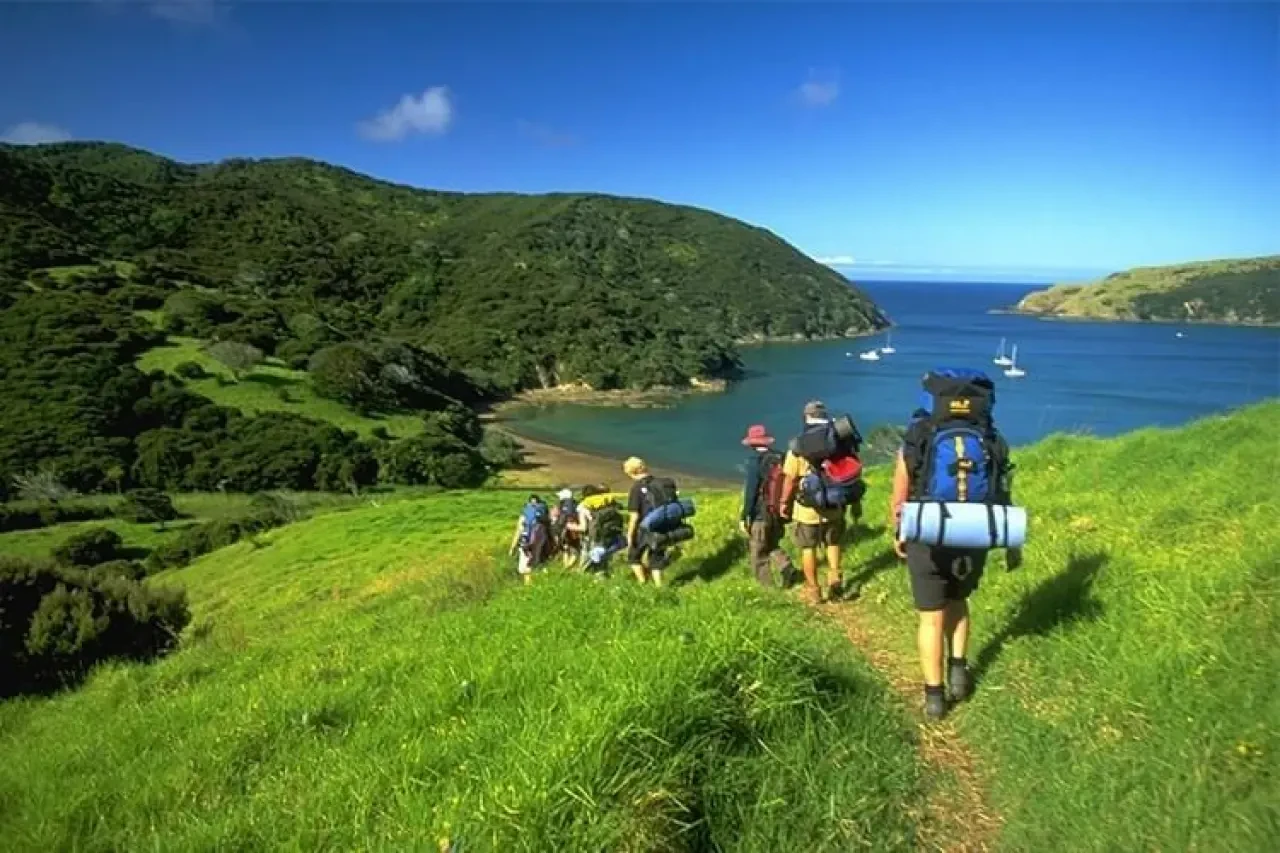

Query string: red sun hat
741 424 776 447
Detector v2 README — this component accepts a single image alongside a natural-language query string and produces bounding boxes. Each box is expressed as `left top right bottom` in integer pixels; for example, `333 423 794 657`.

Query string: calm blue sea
509 281 1280 478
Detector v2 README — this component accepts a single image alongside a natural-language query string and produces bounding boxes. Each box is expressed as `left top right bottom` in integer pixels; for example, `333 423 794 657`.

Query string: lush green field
137 338 426 439
843 401 1279 851
0 491 923 851
0 491 380 562
1 403 1275 851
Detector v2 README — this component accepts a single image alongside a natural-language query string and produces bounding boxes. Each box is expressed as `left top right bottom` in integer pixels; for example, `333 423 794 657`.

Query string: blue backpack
903 368 1010 504
520 499 549 545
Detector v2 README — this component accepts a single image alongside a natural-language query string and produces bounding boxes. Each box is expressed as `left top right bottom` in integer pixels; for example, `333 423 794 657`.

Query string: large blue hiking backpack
520 498 550 549
903 368 1011 504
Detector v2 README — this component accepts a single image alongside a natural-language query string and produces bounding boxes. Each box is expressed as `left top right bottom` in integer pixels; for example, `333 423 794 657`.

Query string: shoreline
991 308 1280 328
486 423 736 492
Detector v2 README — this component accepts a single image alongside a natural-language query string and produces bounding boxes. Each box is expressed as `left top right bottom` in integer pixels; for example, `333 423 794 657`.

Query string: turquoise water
509 281 1280 478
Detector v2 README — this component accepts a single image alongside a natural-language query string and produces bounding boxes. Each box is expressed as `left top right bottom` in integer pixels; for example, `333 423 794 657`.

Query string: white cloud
517 120 578 148
1 121 72 145
797 72 840 108
358 87 453 142
815 255 856 266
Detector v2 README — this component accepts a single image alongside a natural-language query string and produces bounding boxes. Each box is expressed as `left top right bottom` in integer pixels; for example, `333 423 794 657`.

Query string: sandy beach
491 427 735 491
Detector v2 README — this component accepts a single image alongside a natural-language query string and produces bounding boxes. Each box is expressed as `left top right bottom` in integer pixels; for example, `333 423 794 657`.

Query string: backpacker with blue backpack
519 496 550 553
899 368 1020 549
791 414 866 510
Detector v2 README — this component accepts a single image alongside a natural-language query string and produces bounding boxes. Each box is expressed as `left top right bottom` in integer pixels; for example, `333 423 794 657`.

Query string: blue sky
2 1 1276 280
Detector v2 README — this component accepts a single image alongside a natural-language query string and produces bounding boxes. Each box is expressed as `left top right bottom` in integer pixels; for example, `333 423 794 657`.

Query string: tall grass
843 401 1279 851
0 492 921 851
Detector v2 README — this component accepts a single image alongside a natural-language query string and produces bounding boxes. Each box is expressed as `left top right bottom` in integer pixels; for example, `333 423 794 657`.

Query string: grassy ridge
1 404 1275 850
0 492 922 852
1013 254 1280 324
844 401 1279 851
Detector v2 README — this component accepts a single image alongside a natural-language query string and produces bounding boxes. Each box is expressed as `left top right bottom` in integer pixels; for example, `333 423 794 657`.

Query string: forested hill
0 141 887 391
1011 255 1280 326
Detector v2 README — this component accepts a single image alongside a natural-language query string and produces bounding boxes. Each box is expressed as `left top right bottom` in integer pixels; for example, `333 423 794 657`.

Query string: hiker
780 400 863 603
890 368 1014 720
509 494 551 585
580 484 627 574
738 424 796 587
624 456 688 587
551 488 583 568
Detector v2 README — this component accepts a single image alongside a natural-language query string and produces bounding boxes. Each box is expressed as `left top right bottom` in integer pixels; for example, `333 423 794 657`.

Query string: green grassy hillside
0 492 923 852
1 141 888 392
1013 255 1280 325
2 404 1275 851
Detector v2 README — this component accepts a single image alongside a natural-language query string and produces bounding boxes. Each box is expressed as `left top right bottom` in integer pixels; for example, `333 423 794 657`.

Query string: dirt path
819 602 1005 853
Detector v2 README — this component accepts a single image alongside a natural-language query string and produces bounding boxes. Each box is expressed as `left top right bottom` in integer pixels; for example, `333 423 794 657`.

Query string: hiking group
511 367 1024 720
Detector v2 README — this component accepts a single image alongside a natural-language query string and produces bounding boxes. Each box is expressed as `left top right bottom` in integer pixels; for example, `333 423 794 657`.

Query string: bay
507 281 1280 478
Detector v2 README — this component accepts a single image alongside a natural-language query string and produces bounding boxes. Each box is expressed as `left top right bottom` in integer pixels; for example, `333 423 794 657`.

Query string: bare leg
631 564 647 583
800 547 820 601
944 599 970 659
917 609 946 686
825 545 842 590
651 569 664 588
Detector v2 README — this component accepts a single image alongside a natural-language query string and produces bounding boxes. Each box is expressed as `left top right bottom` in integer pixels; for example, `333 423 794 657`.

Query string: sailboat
879 332 896 355
993 337 1014 367
858 348 881 361
1003 344 1026 378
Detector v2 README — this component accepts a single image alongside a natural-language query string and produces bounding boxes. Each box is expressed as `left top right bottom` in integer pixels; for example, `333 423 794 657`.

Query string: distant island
1008 255 1280 326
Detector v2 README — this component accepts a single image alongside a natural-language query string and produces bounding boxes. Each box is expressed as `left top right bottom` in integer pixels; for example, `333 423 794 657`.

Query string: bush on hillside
147 493 299 569
11 468 77 504
479 429 525 470
173 360 207 380
205 341 263 380
52 527 123 567
0 555 190 698
119 488 178 525
0 501 115 533
378 433 487 489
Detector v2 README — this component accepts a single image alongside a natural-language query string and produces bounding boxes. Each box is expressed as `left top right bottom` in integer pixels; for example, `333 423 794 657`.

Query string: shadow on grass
673 536 747 587
845 547 900 591
245 373 305 390
117 545 152 561
973 551 1107 681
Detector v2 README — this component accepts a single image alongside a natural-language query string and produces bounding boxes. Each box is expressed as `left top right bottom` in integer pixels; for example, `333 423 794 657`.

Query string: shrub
11 467 77 503
52 527 123 567
0 501 114 533
174 360 207 380
119 489 178 525
0 556 190 698
205 341 263 380
479 429 525 470
147 493 298 570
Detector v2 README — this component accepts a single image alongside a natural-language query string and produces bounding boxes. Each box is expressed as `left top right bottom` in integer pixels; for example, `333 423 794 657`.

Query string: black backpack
639 476 679 516
588 500 625 546
789 414 862 465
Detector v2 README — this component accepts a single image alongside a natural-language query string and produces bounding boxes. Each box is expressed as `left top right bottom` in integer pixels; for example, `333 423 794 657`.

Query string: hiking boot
948 659 972 703
924 687 948 721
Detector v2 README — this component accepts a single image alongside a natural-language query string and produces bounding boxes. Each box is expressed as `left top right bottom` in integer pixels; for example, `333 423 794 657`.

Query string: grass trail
1 403 1275 851
834 401 1279 852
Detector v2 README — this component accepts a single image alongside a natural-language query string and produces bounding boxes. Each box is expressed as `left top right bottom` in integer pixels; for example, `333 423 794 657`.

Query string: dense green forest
1013 255 1280 324
0 141 886 498
0 141 886 389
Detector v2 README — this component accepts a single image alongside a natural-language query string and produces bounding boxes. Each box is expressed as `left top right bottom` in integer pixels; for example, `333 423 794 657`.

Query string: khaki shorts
792 516 845 550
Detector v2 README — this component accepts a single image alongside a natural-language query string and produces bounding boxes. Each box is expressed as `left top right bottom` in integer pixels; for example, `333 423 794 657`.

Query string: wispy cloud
815 255 856 266
358 86 453 142
796 71 840 108
1 121 72 145
517 120 578 148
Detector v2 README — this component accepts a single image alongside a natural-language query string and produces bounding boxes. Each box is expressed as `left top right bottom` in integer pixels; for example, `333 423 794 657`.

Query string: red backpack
757 451 787 517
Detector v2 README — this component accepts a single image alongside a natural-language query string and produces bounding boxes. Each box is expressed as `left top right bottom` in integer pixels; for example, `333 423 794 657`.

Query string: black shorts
906 543 987 611
628 535 668 569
